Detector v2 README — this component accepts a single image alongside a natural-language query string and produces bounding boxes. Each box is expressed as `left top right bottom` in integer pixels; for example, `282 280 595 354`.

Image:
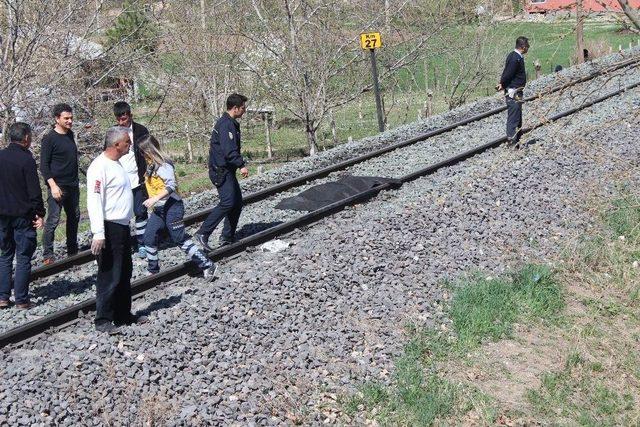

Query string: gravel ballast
0 51 639 425
6 52 640 333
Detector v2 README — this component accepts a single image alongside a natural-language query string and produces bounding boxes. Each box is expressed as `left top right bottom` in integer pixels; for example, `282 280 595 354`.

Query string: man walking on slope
195 93 250 252
497 36 530 147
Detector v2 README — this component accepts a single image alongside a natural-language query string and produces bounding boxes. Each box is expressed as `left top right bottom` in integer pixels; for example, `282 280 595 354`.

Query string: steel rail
3 78 638 349
28 57 640 282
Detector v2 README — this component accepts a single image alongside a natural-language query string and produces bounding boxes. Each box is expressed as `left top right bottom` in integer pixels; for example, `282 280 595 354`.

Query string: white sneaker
203 264 218 281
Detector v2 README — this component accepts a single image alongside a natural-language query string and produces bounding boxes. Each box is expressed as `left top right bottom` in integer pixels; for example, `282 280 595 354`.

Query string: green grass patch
523 188 640 425
605 193 640 243
344 264 561 424
343 329 468 425
572 191 640 290
449 264 564 350
345 190 640 424
526 352 636 425
343 326 497 425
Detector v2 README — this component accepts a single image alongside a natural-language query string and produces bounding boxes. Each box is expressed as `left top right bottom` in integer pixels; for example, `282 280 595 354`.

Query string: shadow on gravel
31 276 96 304
235 221 284 240
523 138 542 147
136 294 182 317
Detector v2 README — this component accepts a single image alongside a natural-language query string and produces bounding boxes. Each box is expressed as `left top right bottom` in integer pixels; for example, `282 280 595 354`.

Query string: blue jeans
197 173 242 240
0 216 37 304
144 199 211 273
132 185 149 249
43 185 80 258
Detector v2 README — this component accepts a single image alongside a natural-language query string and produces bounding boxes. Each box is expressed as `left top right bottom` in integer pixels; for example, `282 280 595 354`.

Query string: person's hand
51 185 63 201
240 167 249 178
32 215 44 229
495 83 503 92
143 197 157 208
91 238 105 256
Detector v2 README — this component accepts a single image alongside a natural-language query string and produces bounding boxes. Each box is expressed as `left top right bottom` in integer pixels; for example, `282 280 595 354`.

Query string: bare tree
155 1 249 131
617 0 640 31
576 0 585 64
435 24 500 110
0 0 160 144
236 0 449 155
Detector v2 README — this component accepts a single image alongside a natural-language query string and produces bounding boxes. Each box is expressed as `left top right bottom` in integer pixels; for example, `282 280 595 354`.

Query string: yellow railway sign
360 32 382 50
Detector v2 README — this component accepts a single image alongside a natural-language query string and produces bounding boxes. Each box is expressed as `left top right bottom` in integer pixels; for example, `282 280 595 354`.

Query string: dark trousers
95 221 132 325
144 199 211 273
0 216 36 304
43 185 80 258
506 96 523 144
132 185 149 249
198 174 243 240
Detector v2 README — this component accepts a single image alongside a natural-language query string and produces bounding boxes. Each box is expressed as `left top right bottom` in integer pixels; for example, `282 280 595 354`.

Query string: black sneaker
194 233 213 252
95 322 121 335
218 236 235 247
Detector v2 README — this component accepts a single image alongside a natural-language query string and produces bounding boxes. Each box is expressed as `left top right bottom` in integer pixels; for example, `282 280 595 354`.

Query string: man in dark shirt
0 122 45 309
112 102 150 257
40 103 80 264
497 36 529 146
195 93 250 252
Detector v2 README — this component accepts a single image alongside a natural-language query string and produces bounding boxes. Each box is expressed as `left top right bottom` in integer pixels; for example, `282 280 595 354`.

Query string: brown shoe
0 300 10 309
42 258 54 266
16 302 35 310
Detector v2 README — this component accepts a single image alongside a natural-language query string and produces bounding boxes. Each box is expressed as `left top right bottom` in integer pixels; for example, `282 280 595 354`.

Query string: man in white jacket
87 126 142 333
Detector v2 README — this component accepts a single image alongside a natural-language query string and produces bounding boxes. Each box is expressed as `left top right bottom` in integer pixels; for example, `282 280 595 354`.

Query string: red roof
526 0 640 12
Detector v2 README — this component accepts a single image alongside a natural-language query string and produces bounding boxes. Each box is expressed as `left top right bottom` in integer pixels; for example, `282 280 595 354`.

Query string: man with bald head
87 126 140 333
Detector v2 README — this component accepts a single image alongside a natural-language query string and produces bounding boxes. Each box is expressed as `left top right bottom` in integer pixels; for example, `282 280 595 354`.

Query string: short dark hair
113 101 132 117
8 122 32 143
226 93 248 110
52 103 72 118
515 36 529 49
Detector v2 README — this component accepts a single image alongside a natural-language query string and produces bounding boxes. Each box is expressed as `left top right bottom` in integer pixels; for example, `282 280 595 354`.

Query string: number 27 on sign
360 32 382 50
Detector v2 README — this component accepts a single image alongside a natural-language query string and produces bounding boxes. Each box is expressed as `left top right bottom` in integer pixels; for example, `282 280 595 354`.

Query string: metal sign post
360 32 385 133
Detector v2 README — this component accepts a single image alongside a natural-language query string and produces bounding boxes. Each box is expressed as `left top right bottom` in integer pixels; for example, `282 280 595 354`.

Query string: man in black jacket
113 101 150 258
195 93 249 252
0 122 45 309
497 36 529 146
40 103 80 264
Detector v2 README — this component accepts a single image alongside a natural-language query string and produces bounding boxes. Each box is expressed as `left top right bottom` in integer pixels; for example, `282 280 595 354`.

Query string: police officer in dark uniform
195 93 249 252
497 36 529 146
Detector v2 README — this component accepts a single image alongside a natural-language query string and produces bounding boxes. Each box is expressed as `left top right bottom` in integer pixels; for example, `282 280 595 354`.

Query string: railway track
1 59 638 348
29 56 640 282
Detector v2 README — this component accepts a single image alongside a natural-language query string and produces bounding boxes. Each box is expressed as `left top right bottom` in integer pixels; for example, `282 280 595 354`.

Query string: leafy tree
106 0 157 53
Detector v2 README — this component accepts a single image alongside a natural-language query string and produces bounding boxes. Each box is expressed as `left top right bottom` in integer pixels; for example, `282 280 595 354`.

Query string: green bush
106 1 158 53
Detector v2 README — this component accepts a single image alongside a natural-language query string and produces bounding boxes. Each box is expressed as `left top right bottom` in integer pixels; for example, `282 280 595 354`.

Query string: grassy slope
342 190 640 425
